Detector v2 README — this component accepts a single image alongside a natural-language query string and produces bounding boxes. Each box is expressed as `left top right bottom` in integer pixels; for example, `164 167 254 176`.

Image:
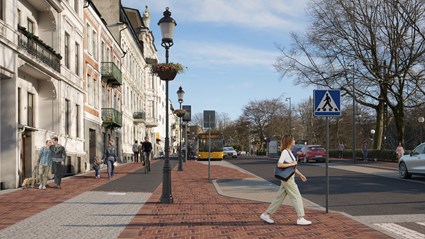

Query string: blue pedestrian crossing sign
314 90 341 116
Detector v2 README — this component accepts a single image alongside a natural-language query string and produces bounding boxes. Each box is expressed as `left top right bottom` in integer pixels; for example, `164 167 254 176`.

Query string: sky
122 0 314 120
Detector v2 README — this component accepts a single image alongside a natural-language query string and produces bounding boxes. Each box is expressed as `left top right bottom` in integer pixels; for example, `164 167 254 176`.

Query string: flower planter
157 69 178 81
174 110 186 117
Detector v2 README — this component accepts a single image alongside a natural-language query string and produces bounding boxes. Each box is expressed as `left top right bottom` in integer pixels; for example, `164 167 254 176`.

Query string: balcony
17 26 61 73
145 116 159 127
102 108 122 128
101 62 122 86
133 111 146 124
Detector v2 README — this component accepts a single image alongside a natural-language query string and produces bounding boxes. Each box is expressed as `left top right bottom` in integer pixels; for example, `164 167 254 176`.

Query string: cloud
144 0 308 31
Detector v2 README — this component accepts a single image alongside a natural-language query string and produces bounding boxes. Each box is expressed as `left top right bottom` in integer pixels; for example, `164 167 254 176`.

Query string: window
0 0 3 21
17 9 21 25
65 32 70 68
18 88 21 124
74 0 79 13
92 30 97 60
87 74 93 106
75 42 79 74
27 19 34 33
27 93 34 127
101 41 105 61
85 23 90 51
76 104 80 138
65 99 70 135
94 78 98 108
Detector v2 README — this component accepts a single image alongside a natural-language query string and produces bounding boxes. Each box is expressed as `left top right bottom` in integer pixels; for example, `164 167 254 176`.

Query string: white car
398 142 425 179
223 147 237 158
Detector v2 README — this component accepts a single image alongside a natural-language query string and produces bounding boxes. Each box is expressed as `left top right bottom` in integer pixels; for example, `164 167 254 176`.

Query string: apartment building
0 0 85 189
0 0 168 189
83 0 123 168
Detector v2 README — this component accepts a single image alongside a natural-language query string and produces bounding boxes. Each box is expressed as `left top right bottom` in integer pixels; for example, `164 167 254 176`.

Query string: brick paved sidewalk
118 161 390 239
0 160 391 238
0 162 145 230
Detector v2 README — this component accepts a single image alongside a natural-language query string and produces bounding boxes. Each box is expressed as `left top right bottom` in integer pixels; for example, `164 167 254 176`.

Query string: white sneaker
296 218 312 225
260 213 274 224
42 186 46 190
39 184 42 189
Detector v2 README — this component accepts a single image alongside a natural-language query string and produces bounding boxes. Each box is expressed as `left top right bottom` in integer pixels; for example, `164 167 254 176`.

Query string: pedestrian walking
92 156 102 178
338 143 344 159
260 135 312 225
396 142 405 160
103 139 118 180
362 141 368 162
132 140 139 163
50 136 66 189
37 140 52 190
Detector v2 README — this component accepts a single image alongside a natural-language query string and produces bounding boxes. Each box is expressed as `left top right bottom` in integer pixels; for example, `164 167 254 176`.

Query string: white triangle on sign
315 91 340 112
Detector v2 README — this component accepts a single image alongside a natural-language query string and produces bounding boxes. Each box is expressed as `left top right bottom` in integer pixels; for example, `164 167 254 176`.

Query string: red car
297 145 326 163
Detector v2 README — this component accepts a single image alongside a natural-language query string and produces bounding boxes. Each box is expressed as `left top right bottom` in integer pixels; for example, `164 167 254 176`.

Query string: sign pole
208 115 211 182
314 89 341 214
326 116 329 213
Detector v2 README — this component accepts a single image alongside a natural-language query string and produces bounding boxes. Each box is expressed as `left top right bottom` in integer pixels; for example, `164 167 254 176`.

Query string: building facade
0 0 169 189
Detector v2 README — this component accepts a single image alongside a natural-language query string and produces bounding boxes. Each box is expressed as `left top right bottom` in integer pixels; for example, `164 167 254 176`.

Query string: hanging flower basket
174 109 186 117
151 63 186 81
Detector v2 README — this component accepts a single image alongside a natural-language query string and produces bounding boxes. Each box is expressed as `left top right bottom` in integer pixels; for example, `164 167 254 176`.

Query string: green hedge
328 149 399 162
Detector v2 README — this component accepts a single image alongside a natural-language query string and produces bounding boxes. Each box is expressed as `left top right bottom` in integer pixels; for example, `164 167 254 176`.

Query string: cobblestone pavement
0 158 402 239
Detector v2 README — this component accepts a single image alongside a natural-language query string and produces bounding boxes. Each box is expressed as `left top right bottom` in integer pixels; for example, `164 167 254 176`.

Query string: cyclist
141 136 152 172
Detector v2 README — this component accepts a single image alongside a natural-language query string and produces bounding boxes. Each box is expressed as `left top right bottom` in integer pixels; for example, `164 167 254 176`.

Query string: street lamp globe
177 86 185 104
419 117 425 123
370 129 375 134
158 7 177 45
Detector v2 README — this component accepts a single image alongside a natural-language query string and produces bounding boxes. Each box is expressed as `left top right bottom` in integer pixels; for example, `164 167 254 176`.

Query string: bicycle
142 152 151 174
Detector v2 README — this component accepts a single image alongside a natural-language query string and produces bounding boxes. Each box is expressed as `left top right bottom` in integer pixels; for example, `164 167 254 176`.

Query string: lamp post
286 97 292 135
158 7 176 204
350 66 356 164
370 129 375 149
419 117 424 143
177 86 185 171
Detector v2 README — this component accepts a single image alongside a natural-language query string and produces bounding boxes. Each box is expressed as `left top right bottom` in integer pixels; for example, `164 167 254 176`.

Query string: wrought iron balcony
133 111 146 124
17 26 61 72
101 62 122 86
101 108 122 128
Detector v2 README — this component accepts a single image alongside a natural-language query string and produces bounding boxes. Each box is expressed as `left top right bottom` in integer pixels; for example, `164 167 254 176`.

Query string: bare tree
241 98 286 151
274 0 425 149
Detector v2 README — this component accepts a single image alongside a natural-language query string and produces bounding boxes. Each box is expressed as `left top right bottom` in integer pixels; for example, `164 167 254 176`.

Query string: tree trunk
373 102 385 150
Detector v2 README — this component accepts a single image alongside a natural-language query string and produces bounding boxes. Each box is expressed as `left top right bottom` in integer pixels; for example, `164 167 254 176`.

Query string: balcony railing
17 26 61 72
101 108 122 128
133 111 146 124
101 62 122 86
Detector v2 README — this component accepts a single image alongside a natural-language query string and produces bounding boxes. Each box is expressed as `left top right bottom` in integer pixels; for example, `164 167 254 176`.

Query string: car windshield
310 146 324 150
223 147 235 151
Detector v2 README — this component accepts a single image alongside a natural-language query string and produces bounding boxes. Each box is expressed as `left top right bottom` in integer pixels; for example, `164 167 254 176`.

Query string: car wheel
399 162 412 179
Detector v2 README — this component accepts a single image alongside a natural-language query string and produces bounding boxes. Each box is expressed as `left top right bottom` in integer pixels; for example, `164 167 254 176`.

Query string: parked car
223 147 238 158
297 145 326 163
398 142 425 179
291 144 305 160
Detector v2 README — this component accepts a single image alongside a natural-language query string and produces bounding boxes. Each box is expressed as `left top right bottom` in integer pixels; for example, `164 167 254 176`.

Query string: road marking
374 223 425 239
107 192 127 196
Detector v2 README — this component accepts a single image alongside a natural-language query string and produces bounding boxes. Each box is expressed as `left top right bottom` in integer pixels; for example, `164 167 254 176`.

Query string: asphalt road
227 157 425 217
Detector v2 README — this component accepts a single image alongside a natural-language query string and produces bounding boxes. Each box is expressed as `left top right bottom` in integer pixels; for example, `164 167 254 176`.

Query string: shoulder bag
274 150 296 181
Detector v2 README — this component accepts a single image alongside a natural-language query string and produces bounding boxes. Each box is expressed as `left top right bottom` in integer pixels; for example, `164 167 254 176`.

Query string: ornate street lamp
158 7 177 204
177 86 185 171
